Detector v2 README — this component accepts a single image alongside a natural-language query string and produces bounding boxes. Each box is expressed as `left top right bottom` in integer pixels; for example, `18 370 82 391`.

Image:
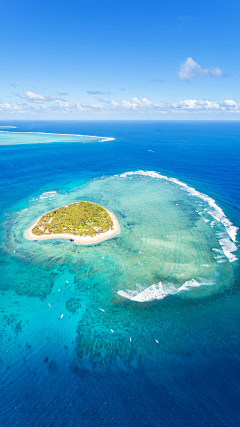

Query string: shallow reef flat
1 172 239 367
0 131 114 145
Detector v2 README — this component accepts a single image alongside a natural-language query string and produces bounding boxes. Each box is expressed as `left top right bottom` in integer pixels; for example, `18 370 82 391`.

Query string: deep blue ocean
0 121 239 426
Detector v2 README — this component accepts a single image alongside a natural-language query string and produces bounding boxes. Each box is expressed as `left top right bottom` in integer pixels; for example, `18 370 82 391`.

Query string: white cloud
223 100 239 109
16 91 67 103
121 97 159 110
172 99 222 110
55 100 84 111
178 57 225 81
17 91 45 102
0 101 33 113
1 96 240 115
110 100 118 108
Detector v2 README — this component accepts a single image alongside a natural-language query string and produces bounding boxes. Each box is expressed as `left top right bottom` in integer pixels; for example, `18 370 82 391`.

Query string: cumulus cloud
55 100 84 111
0 101 34 113
1 95 240 115
110 100 119 108
178 57 225 81
86 90 113 95
120 97 160 110
16 91 67 103
223 100 238 109
172 99 222 110
17 91 45 102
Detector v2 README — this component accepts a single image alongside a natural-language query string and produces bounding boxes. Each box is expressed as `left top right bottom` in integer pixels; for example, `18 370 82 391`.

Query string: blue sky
1 0 240 119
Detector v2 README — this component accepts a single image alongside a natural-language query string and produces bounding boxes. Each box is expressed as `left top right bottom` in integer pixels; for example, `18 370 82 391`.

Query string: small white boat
155 339 159 344
13 250 16 254
60 314 64 319
110 329 114 333
130 337 132 342
58 289 60 292
99 308 105 312
48 303 51 307
66 281 69 283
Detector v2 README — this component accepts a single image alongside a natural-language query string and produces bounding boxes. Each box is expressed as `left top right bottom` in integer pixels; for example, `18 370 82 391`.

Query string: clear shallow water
0 131 112 145
0 121 240 426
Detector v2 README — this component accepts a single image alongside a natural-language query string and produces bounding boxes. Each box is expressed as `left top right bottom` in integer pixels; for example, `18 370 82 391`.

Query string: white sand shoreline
25 208 120 245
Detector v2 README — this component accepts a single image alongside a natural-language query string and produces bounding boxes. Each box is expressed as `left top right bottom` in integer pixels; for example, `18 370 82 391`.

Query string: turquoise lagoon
1 168 239 363
0 130 112 145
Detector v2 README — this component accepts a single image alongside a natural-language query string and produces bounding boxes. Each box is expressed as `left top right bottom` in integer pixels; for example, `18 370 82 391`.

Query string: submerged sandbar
25 201 120 244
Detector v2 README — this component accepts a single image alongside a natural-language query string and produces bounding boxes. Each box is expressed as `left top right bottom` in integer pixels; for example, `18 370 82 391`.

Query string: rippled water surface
0 121 239 426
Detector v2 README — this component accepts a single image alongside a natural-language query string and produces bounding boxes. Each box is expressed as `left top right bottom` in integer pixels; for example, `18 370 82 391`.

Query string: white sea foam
225 225 238 242
117 284 146 300
178 279 213 292
0 126 17 129
39 191 57 199
118 282 176 302
119 170 238 261
117 278 214 302
218 238 237 262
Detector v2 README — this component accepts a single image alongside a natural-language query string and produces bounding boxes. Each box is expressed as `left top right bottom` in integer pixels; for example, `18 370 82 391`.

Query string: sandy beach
25 209 120 244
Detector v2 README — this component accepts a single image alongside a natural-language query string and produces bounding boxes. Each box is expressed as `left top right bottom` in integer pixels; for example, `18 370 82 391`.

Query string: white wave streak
0 126 17 129
118 282 176 302
39 191 57 199
218 237 237 262
177 279 213 291
119 171 238 262
117 279 213 302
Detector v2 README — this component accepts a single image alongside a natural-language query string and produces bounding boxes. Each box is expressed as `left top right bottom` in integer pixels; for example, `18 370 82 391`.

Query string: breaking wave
117 279 215 302
39 191 57 200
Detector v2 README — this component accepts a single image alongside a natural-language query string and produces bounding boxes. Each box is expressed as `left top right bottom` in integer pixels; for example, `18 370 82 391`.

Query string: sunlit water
0 121 239 426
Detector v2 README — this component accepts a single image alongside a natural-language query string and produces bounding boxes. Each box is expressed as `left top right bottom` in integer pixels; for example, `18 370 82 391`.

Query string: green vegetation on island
32 201 114 237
